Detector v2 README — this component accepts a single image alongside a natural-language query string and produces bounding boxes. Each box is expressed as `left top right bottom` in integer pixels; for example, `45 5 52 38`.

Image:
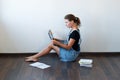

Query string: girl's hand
53 38 60 41
52 40 59 45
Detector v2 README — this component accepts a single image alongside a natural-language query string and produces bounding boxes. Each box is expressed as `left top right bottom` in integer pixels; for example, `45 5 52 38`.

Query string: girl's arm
53 38 65 42
52 38 75 50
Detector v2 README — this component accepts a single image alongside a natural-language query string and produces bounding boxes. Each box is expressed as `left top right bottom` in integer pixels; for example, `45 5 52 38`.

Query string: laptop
48 30 54 40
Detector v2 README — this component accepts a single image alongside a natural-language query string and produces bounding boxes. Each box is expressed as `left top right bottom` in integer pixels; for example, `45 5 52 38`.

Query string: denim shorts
59 40 80 62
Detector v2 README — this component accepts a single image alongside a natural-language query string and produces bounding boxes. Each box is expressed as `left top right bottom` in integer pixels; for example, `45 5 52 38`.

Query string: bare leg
25 42 60 62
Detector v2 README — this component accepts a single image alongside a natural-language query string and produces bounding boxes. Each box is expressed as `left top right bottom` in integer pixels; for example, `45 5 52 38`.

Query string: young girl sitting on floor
25 14 81 62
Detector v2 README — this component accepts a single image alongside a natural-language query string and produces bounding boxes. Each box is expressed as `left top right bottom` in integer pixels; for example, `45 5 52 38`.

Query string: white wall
0 0 120 53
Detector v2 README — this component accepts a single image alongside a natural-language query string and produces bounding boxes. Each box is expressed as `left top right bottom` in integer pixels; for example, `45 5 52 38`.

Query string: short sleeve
69 31 80 41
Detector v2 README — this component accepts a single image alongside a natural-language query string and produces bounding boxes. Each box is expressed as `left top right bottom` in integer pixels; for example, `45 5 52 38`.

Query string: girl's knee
48 42 54 48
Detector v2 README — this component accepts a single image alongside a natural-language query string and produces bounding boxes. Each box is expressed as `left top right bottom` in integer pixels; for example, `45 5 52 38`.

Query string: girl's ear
71 20 74 23
70 20 75 25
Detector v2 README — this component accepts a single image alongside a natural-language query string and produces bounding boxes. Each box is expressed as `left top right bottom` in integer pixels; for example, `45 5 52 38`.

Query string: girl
25 14 81 62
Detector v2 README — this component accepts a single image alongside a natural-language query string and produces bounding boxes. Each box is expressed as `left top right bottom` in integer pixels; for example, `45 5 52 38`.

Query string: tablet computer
48 30 54 40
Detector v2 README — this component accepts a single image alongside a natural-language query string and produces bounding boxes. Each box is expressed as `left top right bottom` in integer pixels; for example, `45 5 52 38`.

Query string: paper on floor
30 62 51 69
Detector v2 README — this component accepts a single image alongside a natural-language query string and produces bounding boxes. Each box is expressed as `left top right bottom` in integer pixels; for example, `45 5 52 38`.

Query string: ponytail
75 17 81 26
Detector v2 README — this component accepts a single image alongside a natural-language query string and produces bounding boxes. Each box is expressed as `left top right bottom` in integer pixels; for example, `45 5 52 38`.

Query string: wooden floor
0 53 120 80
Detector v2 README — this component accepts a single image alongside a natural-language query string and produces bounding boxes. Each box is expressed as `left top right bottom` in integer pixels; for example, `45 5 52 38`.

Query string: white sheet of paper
30 62 51 69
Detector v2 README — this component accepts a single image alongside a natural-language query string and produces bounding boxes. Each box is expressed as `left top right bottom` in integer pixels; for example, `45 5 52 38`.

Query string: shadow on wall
0 23 18 53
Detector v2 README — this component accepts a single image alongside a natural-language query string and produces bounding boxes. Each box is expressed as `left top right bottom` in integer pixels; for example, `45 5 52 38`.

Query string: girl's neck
71 23 78 30
71 26 78 30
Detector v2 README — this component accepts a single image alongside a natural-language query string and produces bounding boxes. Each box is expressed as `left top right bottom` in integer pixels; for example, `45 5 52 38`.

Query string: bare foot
25 57 38 62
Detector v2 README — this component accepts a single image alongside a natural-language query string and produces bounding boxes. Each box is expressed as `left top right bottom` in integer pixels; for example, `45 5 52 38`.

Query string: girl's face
64 19 74 28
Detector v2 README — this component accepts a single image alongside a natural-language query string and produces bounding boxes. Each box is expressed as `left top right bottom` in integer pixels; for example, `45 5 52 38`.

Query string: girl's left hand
52 40 59 45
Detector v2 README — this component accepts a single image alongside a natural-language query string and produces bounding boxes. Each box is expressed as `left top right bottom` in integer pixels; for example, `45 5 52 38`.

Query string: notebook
78 59 93 68
79 59 93 64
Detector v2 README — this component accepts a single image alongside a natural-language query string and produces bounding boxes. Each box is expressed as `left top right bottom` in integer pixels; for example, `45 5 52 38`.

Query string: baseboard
79 52 120 56
0 52 120 55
